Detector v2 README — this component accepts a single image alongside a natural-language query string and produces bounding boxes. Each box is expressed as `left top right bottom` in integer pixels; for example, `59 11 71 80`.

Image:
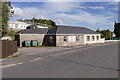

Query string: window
49 36 53 43
97 36 99 40
87 36 90 41
15 24 18 28
92 36 95 41
76 36 80 42
64 36 67 43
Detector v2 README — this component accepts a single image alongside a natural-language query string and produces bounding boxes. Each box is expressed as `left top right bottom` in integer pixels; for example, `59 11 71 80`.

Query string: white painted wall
68 36 76 42
8 21 30 30
84 34 104 44
37 25 48 28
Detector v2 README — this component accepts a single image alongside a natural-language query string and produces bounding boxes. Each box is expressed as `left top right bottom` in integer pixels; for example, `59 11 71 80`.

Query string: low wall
100 38 105 43
0 40 17 58
105 40 120 42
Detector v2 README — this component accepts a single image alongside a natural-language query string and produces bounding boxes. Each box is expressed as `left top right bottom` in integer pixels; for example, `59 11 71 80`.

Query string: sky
10 2 118 31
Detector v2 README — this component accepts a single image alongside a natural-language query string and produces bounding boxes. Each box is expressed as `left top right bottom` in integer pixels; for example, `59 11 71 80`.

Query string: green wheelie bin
31 40 38 47
25 40 31 47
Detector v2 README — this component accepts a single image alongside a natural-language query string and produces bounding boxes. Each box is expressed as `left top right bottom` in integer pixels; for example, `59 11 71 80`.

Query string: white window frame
92 36 95 41
87 36 90 41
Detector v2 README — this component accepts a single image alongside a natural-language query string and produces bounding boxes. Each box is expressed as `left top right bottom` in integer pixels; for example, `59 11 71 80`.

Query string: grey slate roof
16 28 48 35
16 25 100 35
47 25 100 35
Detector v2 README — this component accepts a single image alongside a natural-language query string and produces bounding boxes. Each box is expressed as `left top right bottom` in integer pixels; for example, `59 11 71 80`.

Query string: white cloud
54 10 108 25
106 16 114 19
11 2 117 31
56 18 64 24
12 6 47 19
43 2 80 12
10 0 120 2
88 6 104 9
12 2 81 18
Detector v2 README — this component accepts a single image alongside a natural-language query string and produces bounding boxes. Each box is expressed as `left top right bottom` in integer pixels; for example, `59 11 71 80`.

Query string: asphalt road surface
3 42 119 78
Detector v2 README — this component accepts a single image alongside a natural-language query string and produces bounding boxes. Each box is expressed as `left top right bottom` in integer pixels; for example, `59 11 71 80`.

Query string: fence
0 40 17 58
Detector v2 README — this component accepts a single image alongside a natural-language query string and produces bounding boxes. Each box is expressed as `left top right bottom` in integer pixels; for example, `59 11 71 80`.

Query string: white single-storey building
15 25 105 47
44 25 105 46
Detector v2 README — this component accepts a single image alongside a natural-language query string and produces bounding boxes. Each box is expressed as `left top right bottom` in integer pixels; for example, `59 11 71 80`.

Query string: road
3 42 119 78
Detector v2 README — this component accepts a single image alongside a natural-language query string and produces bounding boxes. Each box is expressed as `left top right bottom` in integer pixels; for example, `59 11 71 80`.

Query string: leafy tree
24 19 28 22
7 30 16 39
114 22 120 38
0 1 14 37
96 29 112 39
21 18 56 28
96 28 100 33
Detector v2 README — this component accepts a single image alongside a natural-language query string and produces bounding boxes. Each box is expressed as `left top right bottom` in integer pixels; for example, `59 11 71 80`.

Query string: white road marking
29 58 43 62
17 62 24 65
2 58 43 68
2 64 17 68
1 62 25 69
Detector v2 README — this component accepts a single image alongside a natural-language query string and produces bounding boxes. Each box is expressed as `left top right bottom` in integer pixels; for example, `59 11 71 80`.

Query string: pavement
2 41 119 78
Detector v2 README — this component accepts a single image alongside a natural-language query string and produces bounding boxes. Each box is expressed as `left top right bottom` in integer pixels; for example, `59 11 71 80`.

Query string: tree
96 28 100 33
96 29 112 39
22 18 56 28
0 1 14 37
114 22 120 38
24 19 28 22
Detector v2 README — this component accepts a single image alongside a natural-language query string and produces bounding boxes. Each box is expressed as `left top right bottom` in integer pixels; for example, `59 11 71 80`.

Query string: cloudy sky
10 2 118 31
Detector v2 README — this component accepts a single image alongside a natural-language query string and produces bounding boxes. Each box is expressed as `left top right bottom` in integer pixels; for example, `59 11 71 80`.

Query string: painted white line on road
29 58 43 62
2 64 17 68
2 58 43 69
2 62 25 69
17 62 24 65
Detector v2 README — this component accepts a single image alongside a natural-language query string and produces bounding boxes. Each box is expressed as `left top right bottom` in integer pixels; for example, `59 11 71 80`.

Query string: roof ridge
57 25 87 28
57 25 98 32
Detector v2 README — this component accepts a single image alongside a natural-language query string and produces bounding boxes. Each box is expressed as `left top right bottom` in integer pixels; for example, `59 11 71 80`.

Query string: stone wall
20 34 45 47
56 34 103 46
56 35 84 46
18 34 103 47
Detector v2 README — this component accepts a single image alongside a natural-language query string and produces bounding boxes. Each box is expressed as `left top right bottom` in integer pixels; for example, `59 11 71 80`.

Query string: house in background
0 36 13 40
15 25 105 47
8 21 30 30
8 21 48 31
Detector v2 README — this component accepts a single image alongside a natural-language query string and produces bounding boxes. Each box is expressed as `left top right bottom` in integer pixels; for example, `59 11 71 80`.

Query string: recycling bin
31 40 38 47
25 40 31 47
